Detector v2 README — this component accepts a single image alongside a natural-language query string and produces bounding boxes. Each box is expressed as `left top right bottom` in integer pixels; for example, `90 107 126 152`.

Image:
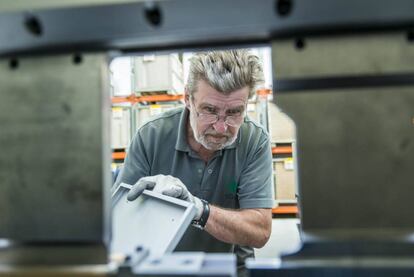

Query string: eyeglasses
191 100 246 127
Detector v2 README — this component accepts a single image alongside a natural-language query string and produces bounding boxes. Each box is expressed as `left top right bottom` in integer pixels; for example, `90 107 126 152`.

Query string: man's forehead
192 86 249 108
195 95 247 109
193 80 249 100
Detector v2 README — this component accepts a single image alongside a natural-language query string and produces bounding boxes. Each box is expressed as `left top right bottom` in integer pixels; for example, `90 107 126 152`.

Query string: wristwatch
192 199 210 230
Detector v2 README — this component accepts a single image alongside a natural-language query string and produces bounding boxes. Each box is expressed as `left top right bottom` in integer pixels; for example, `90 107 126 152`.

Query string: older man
116 50 274 275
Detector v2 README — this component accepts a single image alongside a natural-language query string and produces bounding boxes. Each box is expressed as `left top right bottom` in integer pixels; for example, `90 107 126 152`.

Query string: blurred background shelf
272 145 292 155
272 204 299 218
112 94 184 104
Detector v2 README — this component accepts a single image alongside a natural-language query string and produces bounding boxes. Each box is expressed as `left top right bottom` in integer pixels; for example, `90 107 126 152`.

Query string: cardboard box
111 107 131 149
133 54 184 95
274 159 296 201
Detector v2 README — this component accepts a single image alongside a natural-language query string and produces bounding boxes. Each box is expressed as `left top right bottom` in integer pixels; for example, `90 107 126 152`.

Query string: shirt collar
175 108 191 152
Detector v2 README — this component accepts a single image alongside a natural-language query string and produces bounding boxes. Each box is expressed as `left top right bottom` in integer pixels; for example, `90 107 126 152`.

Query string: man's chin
203 137 236 151
197 138 224 151
204 143 225 151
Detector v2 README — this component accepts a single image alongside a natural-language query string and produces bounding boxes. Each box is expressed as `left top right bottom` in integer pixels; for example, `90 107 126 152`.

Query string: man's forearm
204 205 272 248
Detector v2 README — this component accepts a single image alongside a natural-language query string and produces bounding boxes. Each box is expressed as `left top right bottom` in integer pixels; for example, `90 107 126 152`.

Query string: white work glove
127 174 204 220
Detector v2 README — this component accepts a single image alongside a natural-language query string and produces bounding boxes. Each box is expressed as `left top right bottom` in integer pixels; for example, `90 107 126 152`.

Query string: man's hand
127 174 204 220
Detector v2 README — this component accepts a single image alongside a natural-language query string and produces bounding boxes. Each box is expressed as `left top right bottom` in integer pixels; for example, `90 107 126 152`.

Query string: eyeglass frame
189 96 247 127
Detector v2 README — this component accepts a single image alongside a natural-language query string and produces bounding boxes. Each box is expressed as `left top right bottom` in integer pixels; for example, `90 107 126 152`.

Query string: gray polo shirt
117 107 274 265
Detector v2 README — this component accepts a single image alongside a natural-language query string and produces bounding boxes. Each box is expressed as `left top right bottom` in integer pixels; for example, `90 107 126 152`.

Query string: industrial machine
1 0 414 276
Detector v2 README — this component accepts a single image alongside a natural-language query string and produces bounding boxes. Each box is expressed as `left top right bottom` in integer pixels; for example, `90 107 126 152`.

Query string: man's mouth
206 134 228 142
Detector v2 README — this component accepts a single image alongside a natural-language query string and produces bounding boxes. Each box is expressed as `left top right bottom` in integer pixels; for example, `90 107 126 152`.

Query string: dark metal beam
1 0 414 57
276 73 414 92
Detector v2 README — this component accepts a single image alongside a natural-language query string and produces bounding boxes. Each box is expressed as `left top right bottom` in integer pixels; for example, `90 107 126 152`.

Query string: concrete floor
254 219 302 258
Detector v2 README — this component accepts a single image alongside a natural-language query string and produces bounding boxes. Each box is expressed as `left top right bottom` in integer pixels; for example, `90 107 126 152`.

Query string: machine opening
109 47 301 267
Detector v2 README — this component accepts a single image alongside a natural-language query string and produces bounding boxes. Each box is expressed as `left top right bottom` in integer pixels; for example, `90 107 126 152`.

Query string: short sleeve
237 132 275 209
114 131 150 188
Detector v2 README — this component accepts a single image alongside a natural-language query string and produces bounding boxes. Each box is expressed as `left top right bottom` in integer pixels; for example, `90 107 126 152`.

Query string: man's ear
184 87 191 109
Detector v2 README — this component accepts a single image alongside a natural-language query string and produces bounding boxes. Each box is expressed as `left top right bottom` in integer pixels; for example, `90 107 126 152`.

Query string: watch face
191 221 204 230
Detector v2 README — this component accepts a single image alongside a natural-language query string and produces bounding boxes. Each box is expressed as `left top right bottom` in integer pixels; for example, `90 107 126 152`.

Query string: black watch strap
192 199 210 230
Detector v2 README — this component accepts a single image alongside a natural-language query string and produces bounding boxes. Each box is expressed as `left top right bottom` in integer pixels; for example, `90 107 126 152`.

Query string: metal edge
2 0 414 56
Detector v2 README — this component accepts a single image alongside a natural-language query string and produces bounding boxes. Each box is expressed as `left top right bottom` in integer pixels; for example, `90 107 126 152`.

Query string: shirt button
198 169 202 173
208 169 213 174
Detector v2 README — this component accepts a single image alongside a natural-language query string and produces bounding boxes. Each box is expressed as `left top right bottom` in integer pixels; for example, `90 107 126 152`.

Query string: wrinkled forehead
191 82 249 109
194 95 247 110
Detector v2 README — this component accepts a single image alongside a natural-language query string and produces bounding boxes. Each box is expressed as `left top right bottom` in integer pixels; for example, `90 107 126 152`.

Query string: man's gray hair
186 50 265 99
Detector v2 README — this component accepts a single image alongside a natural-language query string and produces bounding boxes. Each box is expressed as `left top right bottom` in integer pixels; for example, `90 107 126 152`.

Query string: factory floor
255 219 302 258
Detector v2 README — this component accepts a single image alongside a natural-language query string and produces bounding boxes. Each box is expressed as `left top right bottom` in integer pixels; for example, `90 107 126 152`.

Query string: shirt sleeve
237 131 275 209
113 131 150 188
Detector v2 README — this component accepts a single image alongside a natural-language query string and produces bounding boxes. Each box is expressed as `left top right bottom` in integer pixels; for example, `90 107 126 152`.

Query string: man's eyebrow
199 103 217 108
199 103 245 111
227 105 245 112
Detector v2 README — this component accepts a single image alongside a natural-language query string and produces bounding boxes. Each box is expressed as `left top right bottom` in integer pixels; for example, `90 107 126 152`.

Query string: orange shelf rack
256 88 272 96
112 94 184 104
272 205 298 215
112 152 126 160
112 88 272 104
272 145 292 155
114 147 292 161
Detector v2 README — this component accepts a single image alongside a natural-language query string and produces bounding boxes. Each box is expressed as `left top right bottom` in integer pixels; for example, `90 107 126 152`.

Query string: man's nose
213 118 228 133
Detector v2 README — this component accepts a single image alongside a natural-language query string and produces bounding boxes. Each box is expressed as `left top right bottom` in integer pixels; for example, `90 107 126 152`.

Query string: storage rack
111 94 185 162
271 141 298 218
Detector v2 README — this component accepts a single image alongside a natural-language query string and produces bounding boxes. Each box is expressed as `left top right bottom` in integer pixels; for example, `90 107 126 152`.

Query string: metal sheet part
134 252 205 275
131 253 236 277
111 186 197 258
0 54 111 247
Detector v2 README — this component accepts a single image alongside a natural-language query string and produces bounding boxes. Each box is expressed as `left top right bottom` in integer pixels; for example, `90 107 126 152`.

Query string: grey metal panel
1 0 414 56
273 33 414 79
273 34 414 236
247 254 414 276
0 263 113 275
279 87 414 233
0 0 142 13
248 264 414 277
275 73 414 92
0 244 108 265
0 53 111 243
111 185 197 257
272 33 414 92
